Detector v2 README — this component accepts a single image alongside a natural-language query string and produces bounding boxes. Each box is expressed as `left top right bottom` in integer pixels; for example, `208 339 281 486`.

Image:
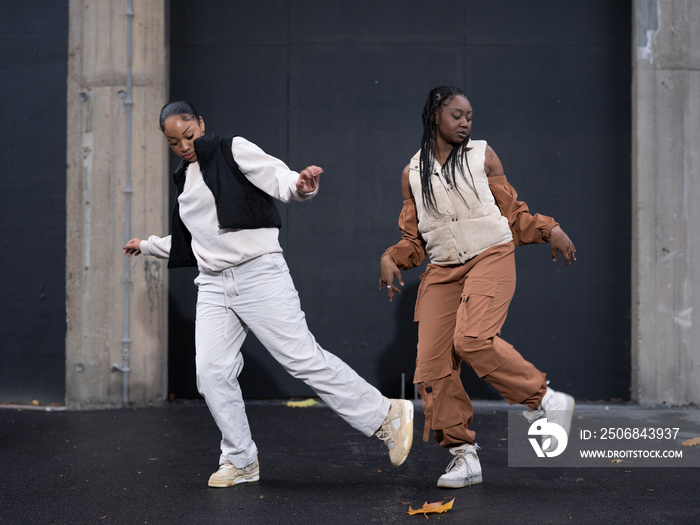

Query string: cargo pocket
417 372 469 441
455 278 498 339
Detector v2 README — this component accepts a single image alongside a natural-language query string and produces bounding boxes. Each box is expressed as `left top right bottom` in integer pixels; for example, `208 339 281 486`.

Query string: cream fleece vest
408 140 513 264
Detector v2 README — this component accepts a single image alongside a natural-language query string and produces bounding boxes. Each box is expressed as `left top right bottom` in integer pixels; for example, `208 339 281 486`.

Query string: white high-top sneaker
436 444 482 488
523 387 575 453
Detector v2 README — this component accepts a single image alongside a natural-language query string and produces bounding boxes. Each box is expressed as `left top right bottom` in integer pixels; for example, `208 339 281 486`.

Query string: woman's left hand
297 165 323 194
549 225 576 266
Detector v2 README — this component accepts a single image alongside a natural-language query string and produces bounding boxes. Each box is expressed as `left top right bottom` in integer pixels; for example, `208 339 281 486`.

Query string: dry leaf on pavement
682 437 700 447
408 498 455 516
286 399 319 408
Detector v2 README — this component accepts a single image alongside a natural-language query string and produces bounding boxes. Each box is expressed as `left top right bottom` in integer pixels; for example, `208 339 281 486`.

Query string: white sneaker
522 405 544 423
436 444 482 488
375 399 414 466
523 387 575 453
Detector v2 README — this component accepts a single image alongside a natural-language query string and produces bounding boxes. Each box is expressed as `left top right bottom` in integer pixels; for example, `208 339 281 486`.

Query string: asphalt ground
1 400 698 524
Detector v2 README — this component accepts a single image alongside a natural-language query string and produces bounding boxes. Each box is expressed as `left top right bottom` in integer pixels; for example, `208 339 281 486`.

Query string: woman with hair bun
379 86 576 488
125 100 413 488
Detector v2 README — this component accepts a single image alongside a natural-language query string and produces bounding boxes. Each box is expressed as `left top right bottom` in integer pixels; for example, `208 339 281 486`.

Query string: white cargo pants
194 252 390 468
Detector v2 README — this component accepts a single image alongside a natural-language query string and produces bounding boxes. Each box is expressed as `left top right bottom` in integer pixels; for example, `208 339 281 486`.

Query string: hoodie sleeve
140 235 172 259
231 136 318 203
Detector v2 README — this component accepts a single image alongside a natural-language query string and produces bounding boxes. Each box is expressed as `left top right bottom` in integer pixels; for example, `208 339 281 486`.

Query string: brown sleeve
489 175 559 245
383 198 427 270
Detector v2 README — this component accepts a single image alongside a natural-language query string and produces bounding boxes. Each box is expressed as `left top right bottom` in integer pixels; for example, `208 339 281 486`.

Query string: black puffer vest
168 133 282 268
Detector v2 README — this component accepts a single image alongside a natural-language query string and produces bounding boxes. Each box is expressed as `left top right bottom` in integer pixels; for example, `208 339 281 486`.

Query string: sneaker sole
208 472 260 488
437 473 483 489
560 396 575 436
393 399 414 467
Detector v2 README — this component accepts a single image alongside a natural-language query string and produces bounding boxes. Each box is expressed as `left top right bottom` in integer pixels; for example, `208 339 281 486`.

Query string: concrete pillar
632 0 700 405
66 0 169 408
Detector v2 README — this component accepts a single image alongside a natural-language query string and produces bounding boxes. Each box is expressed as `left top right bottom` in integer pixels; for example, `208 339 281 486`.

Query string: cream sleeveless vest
408 140 513 264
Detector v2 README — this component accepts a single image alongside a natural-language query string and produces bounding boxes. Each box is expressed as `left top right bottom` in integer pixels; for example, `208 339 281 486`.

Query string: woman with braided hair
379 86 576 488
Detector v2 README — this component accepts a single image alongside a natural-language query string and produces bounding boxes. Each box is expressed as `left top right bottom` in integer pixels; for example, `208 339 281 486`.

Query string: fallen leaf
610 459 623 464
286 398 319 408
682 437 700 447
408 498 455 516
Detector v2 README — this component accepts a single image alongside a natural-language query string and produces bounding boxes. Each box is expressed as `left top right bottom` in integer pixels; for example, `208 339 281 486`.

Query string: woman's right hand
378 253 404 302
123 238 143 257
297 165 323 194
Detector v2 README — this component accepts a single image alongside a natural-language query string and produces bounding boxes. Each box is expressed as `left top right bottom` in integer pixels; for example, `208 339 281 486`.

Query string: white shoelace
445 455 465 473
375 421 395 447
445 444 480 474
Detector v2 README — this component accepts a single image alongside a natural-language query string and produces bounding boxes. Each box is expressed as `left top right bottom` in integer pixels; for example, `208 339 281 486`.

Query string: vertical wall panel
0 1 68 404
168 0 631 400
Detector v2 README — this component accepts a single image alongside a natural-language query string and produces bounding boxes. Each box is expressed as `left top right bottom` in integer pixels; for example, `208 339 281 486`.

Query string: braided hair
419 86 479 217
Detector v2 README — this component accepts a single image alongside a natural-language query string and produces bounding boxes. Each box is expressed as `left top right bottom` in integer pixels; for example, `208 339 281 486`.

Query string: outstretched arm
232 136 318 202
124 235 171 259
485 144 576 267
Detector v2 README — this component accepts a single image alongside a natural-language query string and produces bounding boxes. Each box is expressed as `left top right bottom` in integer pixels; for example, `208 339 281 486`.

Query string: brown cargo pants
413 242 547 447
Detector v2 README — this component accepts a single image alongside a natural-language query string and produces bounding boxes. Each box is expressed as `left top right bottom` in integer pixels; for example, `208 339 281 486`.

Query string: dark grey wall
0 1 68 404
167 0 631 401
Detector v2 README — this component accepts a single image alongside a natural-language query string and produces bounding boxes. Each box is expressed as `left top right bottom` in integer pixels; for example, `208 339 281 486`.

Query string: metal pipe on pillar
112 0 135 406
